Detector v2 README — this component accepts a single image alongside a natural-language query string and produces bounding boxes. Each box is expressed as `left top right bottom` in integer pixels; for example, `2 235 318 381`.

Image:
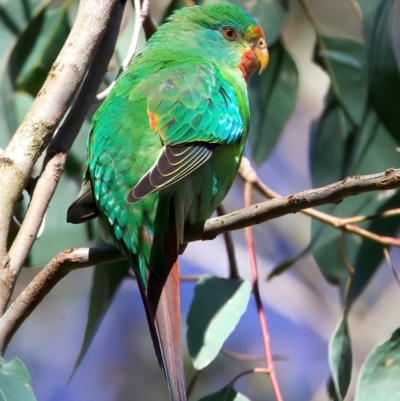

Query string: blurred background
1 0 400 400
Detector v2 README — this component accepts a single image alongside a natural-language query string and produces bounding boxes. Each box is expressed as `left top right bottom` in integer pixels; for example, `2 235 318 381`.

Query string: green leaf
72 259 129 374
267 236 317 280
0 0 48 140
187 275 251 370
366 0 400 144
328 316 352 401
314 35 367 126
0 356 37 401
311 105 400 301
0 0 43 56
354 328 400 401
0 0 70 141
15 3 71 96
198 385 251 401
230 0 287 46
249 40 298 165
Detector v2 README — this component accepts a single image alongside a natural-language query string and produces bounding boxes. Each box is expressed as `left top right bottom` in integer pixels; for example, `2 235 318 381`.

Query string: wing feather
127 143 218 203
126 63 247 203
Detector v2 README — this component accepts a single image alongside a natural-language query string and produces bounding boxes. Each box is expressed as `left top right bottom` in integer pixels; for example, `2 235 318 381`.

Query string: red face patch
251 26 264 38
239 49 256 82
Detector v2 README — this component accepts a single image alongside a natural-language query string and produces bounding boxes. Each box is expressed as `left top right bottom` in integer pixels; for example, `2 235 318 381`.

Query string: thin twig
217 205 239 279
228 367 270 386
126 272 201 282
339 233 355 275
244 182 283 401
383 248 400 289
186 369 201 400
221 348 265 361
96 0 150 101
221 348 288 361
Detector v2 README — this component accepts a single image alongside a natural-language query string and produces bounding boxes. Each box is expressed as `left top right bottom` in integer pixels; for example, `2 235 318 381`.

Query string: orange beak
253 36 269 75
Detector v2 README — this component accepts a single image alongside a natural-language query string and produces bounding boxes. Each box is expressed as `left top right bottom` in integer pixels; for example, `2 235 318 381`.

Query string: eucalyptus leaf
267 236 316 280
71 258 129 375
314 35 367 126
366 0 400 143
198 385 251 401
328 316 352 401
249 40 298 165
354 328 400 401
0 0 49 140
0 0 43 56
187 275 251 370
0 356 37 401
311 105 400 296
16 3 71 96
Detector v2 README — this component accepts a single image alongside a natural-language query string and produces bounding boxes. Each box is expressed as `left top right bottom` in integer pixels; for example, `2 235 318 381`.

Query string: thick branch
0 0 125 315
0 246 123 355
1 166 400 353
238 157 400 247
0 0 120 265
187 167 400 242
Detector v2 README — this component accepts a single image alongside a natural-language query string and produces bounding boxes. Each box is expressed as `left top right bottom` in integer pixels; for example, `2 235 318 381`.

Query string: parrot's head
149 2 269 81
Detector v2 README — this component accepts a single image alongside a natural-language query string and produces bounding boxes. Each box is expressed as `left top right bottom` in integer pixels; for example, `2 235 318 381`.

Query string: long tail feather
148 259 186 401
125 204 186 401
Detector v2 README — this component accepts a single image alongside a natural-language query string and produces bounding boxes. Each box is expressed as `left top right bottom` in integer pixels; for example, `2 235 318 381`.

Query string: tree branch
0 246 123 355
0 0 124 314
2 162 400 353
187 165 400 242
238 157 400 247
0 0 121 264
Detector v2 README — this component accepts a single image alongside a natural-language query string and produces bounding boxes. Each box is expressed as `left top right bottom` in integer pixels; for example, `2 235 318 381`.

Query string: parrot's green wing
127 63 246 203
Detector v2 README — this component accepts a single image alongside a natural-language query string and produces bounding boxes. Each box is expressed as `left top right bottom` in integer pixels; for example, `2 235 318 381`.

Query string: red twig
244 181 284 401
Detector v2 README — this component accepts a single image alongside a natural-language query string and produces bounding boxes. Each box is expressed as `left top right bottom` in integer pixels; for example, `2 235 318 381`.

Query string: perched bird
67 3 268 400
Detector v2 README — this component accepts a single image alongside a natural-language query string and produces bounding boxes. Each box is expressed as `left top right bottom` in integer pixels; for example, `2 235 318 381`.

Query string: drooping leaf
198 384 251 401
354 327 400 401
72 258 129 374
311 105 400 300
15 2 71 96
249 39 298 165
314 35 367 126
0 0 50 141
365 0 400 144
0 356 37 401
0 0 43 56
328 316 352 401
267 235 317 280
0 0 70 145
187 275 251 370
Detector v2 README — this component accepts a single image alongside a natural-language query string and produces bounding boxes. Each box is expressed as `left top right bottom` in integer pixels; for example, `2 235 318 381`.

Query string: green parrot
67 2 268 400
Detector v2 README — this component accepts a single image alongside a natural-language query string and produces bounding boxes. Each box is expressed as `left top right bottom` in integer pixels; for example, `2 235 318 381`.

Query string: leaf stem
383 248 400 289
244 181 284 401
217 205 239 279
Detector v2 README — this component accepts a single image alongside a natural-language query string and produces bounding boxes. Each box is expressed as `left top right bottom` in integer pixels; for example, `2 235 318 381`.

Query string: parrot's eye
222 27 238 41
